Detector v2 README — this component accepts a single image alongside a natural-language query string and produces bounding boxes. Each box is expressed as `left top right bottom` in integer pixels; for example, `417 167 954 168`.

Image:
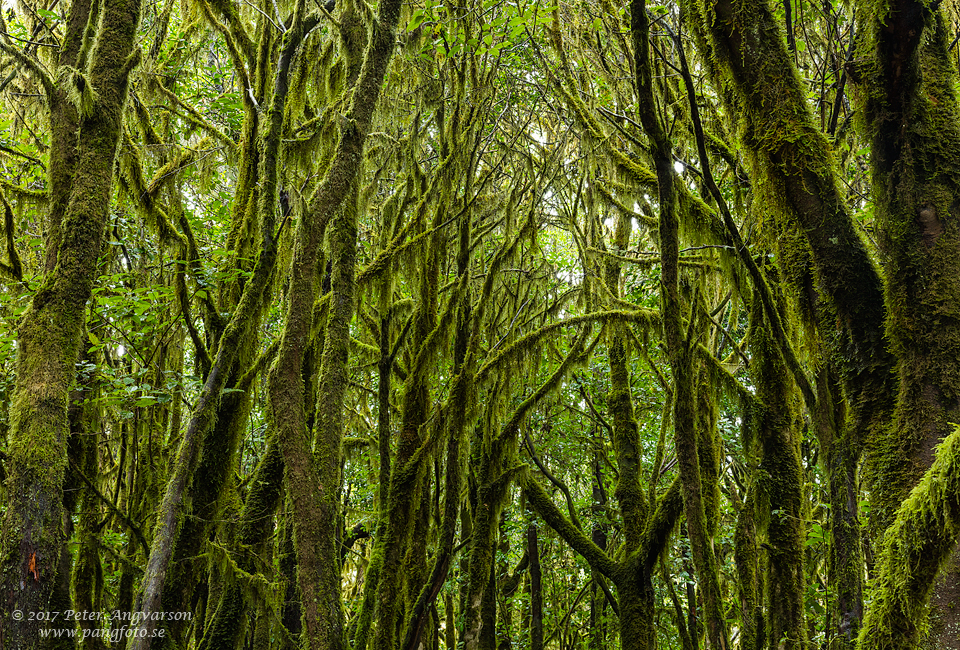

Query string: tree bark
130 7 316 644
750 288 807 649
270 0 405 648
859 426 960 649
527 524 543 650
631 1 728 646
689 0 895 483
0 0 143 644
858 2 960 645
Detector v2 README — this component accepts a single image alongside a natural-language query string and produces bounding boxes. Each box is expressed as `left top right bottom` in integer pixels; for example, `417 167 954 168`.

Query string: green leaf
408 9 425 32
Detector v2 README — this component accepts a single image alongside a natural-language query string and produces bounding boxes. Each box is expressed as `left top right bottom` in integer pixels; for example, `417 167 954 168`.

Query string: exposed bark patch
918 203 942 247
929 547 960 649
920 383 946 468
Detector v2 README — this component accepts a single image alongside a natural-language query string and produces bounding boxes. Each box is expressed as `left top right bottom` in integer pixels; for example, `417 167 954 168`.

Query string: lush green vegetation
1 0 959 648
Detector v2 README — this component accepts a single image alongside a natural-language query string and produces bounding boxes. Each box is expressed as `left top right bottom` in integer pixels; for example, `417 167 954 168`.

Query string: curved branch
520 469 620 581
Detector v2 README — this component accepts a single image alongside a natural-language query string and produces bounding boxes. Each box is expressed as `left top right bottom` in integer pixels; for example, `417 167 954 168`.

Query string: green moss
859 9 960 543
853 10 960 643
689 0 895 497
749 290 808 650
0 0 143 640
696 364 722 538
859 426 960 649
736 487 762 650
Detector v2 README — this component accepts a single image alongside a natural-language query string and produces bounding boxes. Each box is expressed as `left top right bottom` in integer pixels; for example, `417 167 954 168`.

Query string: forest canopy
1 0 960 648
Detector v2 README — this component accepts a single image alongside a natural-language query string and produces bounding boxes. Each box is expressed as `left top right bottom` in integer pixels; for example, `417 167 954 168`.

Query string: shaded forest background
1 0 960 648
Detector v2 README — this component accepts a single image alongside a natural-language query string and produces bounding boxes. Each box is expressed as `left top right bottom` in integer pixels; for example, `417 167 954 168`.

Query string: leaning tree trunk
129 6 317 644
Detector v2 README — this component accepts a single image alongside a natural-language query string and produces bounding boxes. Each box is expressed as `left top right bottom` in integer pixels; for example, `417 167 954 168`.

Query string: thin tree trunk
750 290 807 650
590 455 608 650
71 351 105 650
197 438 285 650
130 6 313 642
735 489 761 650
528 523 543 650
813 363 862 648
271 0 404 647
631 1 727 646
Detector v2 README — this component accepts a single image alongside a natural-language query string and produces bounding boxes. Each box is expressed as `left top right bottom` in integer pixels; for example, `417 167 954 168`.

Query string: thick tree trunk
615 566 658 650
0 0 142 644
858 4 960 646
859 426 960 649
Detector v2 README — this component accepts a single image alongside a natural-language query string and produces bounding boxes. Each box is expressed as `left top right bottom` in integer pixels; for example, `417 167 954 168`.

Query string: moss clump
859 426 960 650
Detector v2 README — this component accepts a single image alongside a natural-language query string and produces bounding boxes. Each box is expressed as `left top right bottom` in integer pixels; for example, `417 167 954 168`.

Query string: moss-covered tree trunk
859 0 960 529
857 1 960 645
812 362 863 649
684 1 902 644
589 456 609 650
130 7 318 645
631 1 727 646
858 426 960 649
158 384 259 649
735 487 762 650
0 0 143 644
749 288 807 650
196 437 285 650
373 212 442 650
521 463 683 650
400 162 475 650
461 420 516 650
39 0 95 275
527 523 543 650
270 0 404 648
70 347 104 650
688 0 895 507
464 300 593 648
